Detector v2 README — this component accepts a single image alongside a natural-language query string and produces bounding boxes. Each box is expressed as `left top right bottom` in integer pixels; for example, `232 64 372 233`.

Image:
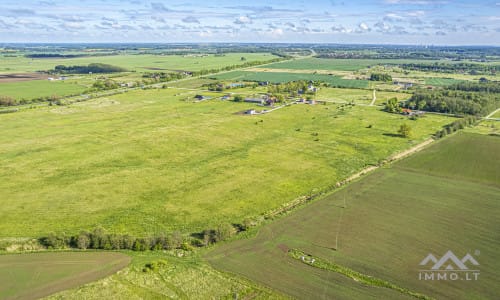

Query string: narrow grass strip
288 249 433 300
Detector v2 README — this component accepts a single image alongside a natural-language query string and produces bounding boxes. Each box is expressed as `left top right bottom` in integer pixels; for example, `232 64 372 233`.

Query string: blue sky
0 0 499 45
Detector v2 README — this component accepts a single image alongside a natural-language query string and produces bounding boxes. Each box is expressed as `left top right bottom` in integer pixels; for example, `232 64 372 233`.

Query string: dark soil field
0 252 131 300
0 73 50 83
206 132 500 299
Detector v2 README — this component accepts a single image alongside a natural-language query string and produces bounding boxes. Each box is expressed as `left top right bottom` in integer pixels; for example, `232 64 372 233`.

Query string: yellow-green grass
315 88 410 104
423 77 464 86
45 251 286 300
0 53 277 74
0 88 452 238
206 132 500 299
0 252 130 300
0 80 87 100
465 120 498 135
262 58 447 72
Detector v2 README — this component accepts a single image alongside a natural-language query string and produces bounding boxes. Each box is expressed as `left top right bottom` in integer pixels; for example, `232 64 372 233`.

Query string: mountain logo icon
420 250 479 270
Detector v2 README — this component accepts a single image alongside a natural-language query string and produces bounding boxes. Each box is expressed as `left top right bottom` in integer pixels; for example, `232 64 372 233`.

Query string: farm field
423 77 464 86
0 252 130 300
206 132 500 299
0 87 453 238
209 71 369 88
45 251 285 300
262 58 442 71
0 80 87 100
0 53 277 74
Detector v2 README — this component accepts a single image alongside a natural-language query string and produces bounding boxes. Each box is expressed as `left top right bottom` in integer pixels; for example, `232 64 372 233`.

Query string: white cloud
234 16 252 25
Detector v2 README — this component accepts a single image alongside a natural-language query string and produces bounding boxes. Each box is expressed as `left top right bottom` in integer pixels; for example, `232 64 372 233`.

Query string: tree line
51 63 128 74
406 89 499 116
434 116 478 139
395 62 499 75
37 222 248 251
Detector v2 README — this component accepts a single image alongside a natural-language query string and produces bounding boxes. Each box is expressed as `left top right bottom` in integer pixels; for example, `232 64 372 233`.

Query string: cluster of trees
434 116 477 139
0 96 16 106
38 222 246 251
51 63 127 74
0 94 67 107
448 81 500 93
142 72 186 83
396 62 499 75
384 97 402 113
39 228 188 251
267 80 319 99
407 89 500 116
370 73 392 82
90 79 119 91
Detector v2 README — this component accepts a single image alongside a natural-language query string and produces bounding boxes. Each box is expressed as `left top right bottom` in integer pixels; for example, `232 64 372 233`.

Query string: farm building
244 97 265 104
194 95 211 101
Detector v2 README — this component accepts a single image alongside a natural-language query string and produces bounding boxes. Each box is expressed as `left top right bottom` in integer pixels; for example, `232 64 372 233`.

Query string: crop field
46 251 285 300
0 87 452 238
210 71 369 88
262 58 437 71
423 77 464 86
207 132 500 299
0 80 87 100
0 252 130 300
0 53 277 74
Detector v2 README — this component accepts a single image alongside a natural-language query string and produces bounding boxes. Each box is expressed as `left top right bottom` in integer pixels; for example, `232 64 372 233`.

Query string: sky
0 0 499 45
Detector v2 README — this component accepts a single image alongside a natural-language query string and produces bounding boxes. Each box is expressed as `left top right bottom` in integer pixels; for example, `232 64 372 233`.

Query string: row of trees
52 63 127 74
396 62 499 75
448 81 500 93
38 222 244 251
434 116 477 139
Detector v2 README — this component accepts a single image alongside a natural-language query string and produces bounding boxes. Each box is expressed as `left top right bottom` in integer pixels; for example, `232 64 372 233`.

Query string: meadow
206 132 500 299
0 252 130 300
45 251 285 300
0 80 87 100
423 77 464 86
261 58 440 71
0 53 277 74
0 87 452 238
210 71 369 88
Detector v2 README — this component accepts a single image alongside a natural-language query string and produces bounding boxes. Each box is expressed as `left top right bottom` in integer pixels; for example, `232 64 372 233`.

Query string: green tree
398 124 412 138
77 232 90 249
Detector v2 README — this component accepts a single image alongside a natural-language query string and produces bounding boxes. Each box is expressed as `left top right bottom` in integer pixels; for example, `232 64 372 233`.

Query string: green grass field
262 58 439 71
0 252 130 300
45 251 285 300
0 87 452 238
210 71 369 88
0 53 277 74
0 80 87 100
207 132 500 299
424 77 464 86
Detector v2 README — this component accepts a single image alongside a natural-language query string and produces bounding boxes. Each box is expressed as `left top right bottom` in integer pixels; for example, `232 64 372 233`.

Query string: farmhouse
194 94 211 100
244 97 265 104
402 108 425 116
